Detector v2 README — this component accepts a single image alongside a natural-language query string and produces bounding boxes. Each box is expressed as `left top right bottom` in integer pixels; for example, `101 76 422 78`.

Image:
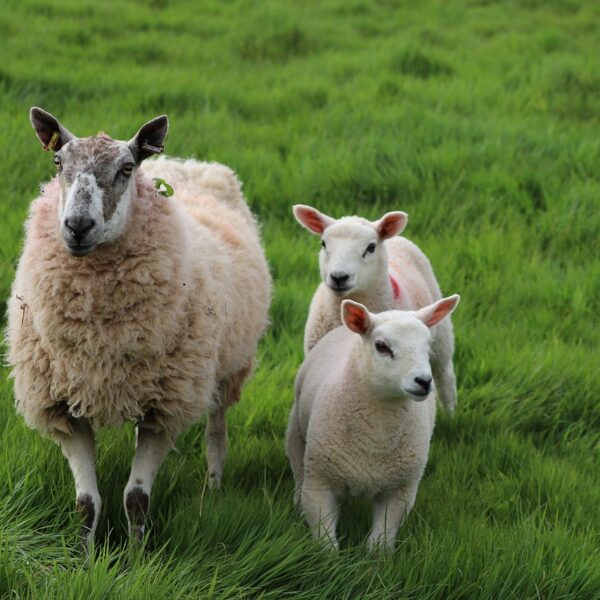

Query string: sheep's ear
341 300 372 336
415 294 460 328
374 211 408 240
128 115 169 164
30 107 75 151
293 204 335 235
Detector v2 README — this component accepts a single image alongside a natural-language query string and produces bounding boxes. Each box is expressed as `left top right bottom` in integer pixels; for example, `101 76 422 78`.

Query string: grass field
1 0 600 597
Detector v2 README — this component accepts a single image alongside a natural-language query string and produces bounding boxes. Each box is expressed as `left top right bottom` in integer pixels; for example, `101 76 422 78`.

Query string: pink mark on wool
389 272 401 300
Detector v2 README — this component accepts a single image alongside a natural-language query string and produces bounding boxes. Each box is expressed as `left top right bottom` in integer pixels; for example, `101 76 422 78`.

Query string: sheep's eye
54 156 61 169
121 164 134 177
321 239 326 250
363 242 376 256
375 341 393 358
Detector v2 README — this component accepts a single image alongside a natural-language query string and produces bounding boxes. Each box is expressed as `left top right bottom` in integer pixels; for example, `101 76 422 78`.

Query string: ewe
293 205 458 413
286 296 460 551
6 108 271 544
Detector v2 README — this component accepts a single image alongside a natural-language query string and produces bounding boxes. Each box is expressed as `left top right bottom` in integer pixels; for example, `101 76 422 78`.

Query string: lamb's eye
375 341 394 358
363 242 376 256
121 164 134 177
54 156 61 169
321 239 326 250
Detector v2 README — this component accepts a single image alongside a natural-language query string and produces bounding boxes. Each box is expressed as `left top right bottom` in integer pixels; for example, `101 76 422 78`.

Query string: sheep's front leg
55 419 100 546
301 477 339 550
431 319 457 413
367 483 419 552
205 403 227 490
124 428 173 543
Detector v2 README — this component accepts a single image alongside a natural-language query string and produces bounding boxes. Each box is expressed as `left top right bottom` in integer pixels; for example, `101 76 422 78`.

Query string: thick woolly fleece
6 159 271 441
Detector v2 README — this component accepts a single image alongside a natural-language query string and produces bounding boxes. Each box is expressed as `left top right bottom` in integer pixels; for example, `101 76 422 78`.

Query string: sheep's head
30 107 168 257
293 205 407 296
341 296 460 401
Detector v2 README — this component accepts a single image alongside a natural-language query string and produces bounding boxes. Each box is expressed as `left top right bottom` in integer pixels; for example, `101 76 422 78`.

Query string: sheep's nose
414 376 432 394
330 272 350 287
65 217 95 241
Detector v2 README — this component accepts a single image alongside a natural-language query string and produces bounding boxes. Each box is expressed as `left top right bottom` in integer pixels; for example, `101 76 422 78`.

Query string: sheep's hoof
125 487 149 544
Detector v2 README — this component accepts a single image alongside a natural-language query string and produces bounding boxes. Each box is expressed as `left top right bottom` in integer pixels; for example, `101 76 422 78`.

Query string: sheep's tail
141 157 256 227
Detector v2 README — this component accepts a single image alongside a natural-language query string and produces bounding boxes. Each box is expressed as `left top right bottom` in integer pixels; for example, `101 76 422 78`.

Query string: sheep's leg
301 477 339 550
55 419 100 546
367 482 419 552
205 403 227 490
124 428 173 544
285 406 305 507
432 359 457 414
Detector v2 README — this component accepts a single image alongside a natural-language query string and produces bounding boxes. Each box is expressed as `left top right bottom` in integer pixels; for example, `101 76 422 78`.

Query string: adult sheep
6 108 271 544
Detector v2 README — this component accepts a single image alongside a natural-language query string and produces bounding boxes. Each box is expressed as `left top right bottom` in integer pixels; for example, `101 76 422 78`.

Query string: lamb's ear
341 300 372 336
293 204 335 235
415 294 460 328
373 211 408 240
128 115 169 164
30 107 75 151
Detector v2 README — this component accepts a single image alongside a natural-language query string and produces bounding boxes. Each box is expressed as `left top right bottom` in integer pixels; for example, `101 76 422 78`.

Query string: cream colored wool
7 159 271 442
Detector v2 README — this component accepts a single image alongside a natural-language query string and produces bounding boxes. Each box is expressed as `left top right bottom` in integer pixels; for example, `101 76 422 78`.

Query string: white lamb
6 108 271 544
286 295 460 551
293 204 458 413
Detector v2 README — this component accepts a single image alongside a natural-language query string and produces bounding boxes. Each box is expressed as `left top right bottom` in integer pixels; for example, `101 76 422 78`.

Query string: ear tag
44 131 60 152
153 177 174 197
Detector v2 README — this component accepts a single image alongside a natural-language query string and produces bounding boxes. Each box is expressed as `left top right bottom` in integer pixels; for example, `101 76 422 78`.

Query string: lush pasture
1 0 599 597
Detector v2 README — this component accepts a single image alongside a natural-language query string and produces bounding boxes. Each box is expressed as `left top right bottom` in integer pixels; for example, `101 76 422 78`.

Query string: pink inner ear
378 214 404 239
424 298 456 327
297 208 326 234
345 304 369 334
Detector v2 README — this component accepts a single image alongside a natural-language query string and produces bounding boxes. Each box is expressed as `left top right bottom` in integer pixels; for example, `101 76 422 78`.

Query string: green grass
1 0 600 597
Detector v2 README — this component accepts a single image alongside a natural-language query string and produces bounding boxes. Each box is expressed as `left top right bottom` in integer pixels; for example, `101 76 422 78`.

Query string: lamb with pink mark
286 295 460 551
293 204 458 413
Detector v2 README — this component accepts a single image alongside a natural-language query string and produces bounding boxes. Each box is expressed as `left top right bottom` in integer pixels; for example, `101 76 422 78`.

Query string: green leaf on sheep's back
153 177 174 197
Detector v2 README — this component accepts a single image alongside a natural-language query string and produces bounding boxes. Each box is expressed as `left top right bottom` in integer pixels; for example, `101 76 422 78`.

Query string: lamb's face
54 136 136 256
365 313 434 401
292 205 407 296
341 296 460 401
29 107 168 258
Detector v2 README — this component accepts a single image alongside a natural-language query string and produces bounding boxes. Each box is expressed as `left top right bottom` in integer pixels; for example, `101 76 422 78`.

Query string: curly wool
6 161 271 440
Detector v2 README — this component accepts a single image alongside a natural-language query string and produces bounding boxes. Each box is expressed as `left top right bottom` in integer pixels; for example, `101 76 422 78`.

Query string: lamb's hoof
125 487 149 545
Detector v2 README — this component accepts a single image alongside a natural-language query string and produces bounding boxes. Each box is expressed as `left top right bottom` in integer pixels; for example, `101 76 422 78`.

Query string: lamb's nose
65 217 95 241
414 376 432 394
330 272 349 287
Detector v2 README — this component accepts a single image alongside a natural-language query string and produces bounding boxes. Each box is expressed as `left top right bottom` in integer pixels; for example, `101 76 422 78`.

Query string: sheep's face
341 297 460 401
30 108 168 257
293 205 407 296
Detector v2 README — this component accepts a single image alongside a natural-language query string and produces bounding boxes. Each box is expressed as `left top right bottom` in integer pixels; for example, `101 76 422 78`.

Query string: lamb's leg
432 359 457 414
55 419 100 547
301 477 339 550
205 403 227 490
431 319 457 413
367 482 419 552
285 406 305 507
124 428 173 543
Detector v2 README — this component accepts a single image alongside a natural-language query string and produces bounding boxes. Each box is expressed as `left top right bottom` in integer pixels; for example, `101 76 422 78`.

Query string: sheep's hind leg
367 482 419 552
285 406 305 507
124 428 173 544
55 419 100 549
205 403 227 490
432 359 457 414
